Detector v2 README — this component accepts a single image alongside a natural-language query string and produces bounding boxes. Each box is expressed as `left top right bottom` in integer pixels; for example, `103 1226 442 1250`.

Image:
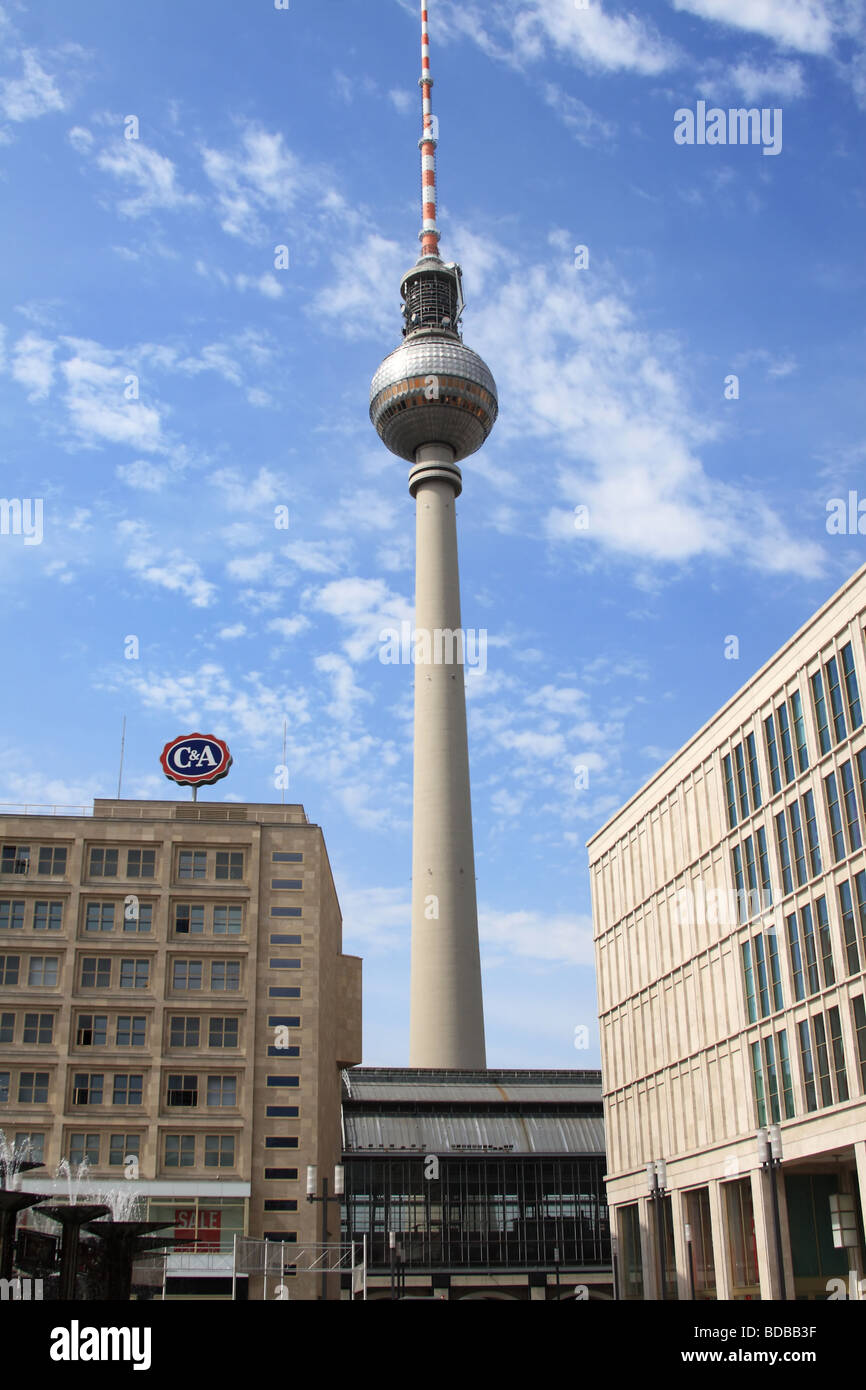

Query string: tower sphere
370 333 498 466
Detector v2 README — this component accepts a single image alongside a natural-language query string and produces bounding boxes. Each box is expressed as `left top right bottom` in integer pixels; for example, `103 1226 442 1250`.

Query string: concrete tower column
409 442 485 1068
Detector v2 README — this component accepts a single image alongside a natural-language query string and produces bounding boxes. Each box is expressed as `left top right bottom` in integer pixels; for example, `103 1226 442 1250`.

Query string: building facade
589 566 866 1300
340 1067 611 1299
0 797 361 1299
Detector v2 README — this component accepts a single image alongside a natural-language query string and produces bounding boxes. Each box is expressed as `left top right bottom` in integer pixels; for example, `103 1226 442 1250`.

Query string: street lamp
306 1164 344 1301
758 1126 786 1300
647 1159 669 1301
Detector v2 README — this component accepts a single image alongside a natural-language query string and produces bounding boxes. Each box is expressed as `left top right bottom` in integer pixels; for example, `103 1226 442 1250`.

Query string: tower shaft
410 445 485 1068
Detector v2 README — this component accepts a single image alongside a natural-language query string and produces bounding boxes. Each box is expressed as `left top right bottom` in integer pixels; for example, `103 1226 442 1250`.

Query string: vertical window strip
855 871 866 968
855 750 866 826
841 642 862 730
732 845 746 923
765 715 782 795
825 656 848 745
723 753 738 830
812 671 831 756
852 996 866 1091
802 790 822 877
746 733 762 810
827 1005 848 1103
798 1019 817 1112
838 880 861 975
824 772 845 861
777 1029 795 1118
775 810 793 895
756 827 773 904
744 835 759 912
812 1013 833 1107
751 1040 767 1127
788 801 807 886
841 760 862 852
766 929 784 1012
741 941 757 1024
753 934 770 1018
787 912 804 1002
790 690 810 772
777 703 795 784
815 895 835 988
734 743 750 819
763 1035 781 1123
800 904 820 995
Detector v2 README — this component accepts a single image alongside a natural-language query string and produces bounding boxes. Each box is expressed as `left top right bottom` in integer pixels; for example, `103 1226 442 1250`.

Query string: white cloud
315 652 373 722
117 520 217 608
217 623 247 640
67 124 93 152
11 332 55 399
671 0 836 54
95 139 199 218
62 349 163 451
388 88 414 114
313 576 413 662
729 58 807 100
310 232 406 340
212 466 288 512
284 540 350 575
267 615 312 640
116 459 170 491
541 82 617 146
0 49 66 121
479 907 594 967
225 552 273 582
201 125 306 242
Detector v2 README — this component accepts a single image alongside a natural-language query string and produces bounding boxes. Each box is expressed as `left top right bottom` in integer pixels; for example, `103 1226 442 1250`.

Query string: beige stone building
589 565 866 1300
0 798 361 1299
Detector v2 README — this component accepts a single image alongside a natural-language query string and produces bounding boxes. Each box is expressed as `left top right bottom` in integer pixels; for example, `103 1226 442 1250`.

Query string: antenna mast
419 3 440 259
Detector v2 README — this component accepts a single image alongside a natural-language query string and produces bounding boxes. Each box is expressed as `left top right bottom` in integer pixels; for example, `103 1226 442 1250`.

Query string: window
263 1198 298 1210
211 960 240 992
38 847 67 876
76 1014 107 1047
0 1072 8 1103
126 849 156 878
28 957 58 987
799 1020 817 1112
273 852 303 863
85 902 115 933
167 1074 198 1107
776 703 795 784
109 1134 140 1167
267 1045 300 1057
811 671 831 756
733 743 749 819
208 1017 238 1048
270 935 302 946
777 1029 795 1117
270 907 302 918
204 1135 235 1168
68 1134 100 1166
115 1016 146 1048
174 903 204 935
72 1073 103 1105
264 1168 298 1180
852 996 866 1091
213 905 242 935
828 1005 848 1102
178 850 207 881
266 1106 299 1118
788 801 808 887
813 1014 833 1107
269 958 301 970
732 844 747 922
89 848 118 878
799 904 821 995
123 902 152 934
170 1016 200 1048
269 987 300 999
172 961 202 991
22 1013 53 1044
766 930 783 1012
786 913 805 1002
215 851 243 880
753 934 770 1018
838 879 863 975
840 759 863 849
0 901 25 930
80 957 111 989
790 691 809 772
271 880 302 891
33 901 63 931
265 1138 299 1149
745 733 762 810
798 1010 848 1111
1 845 30 875
815 896 835 988
266 1075 299 1088
802 790 822 877
765 716 781 795
164 1134 195 1168
824 772 845 861
0 1013 13 1044
775 811 793 895
112 1074 143 1106
119 959 149 990
206 1076 237 1107
0 955 20 985
841 642 862 730
825 656 848 744
13 1133 44 1163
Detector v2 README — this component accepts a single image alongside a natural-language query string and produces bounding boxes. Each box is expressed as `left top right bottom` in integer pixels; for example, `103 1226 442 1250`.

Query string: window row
741 895 837 1021
0 1070 241 1108
811 642 862 757
0 899 254 936
750 997 856 1124
0 954 250 992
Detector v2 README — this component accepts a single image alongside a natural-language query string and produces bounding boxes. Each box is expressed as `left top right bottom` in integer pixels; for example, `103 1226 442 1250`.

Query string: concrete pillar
670 1187 690 1300
708 1180 732 1300
408 443 485 1068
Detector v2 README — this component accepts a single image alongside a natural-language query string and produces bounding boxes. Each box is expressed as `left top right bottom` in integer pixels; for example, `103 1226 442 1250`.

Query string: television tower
370 2 498 1068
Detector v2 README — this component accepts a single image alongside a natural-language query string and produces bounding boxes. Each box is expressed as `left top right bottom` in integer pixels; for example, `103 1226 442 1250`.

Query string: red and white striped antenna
419 3 440 259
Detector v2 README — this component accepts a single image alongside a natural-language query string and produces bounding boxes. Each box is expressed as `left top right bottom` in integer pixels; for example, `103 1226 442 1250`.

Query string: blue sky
1 0 864 1068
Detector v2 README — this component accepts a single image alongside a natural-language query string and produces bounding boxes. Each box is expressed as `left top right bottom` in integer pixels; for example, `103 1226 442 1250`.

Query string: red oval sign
160 733 233 787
